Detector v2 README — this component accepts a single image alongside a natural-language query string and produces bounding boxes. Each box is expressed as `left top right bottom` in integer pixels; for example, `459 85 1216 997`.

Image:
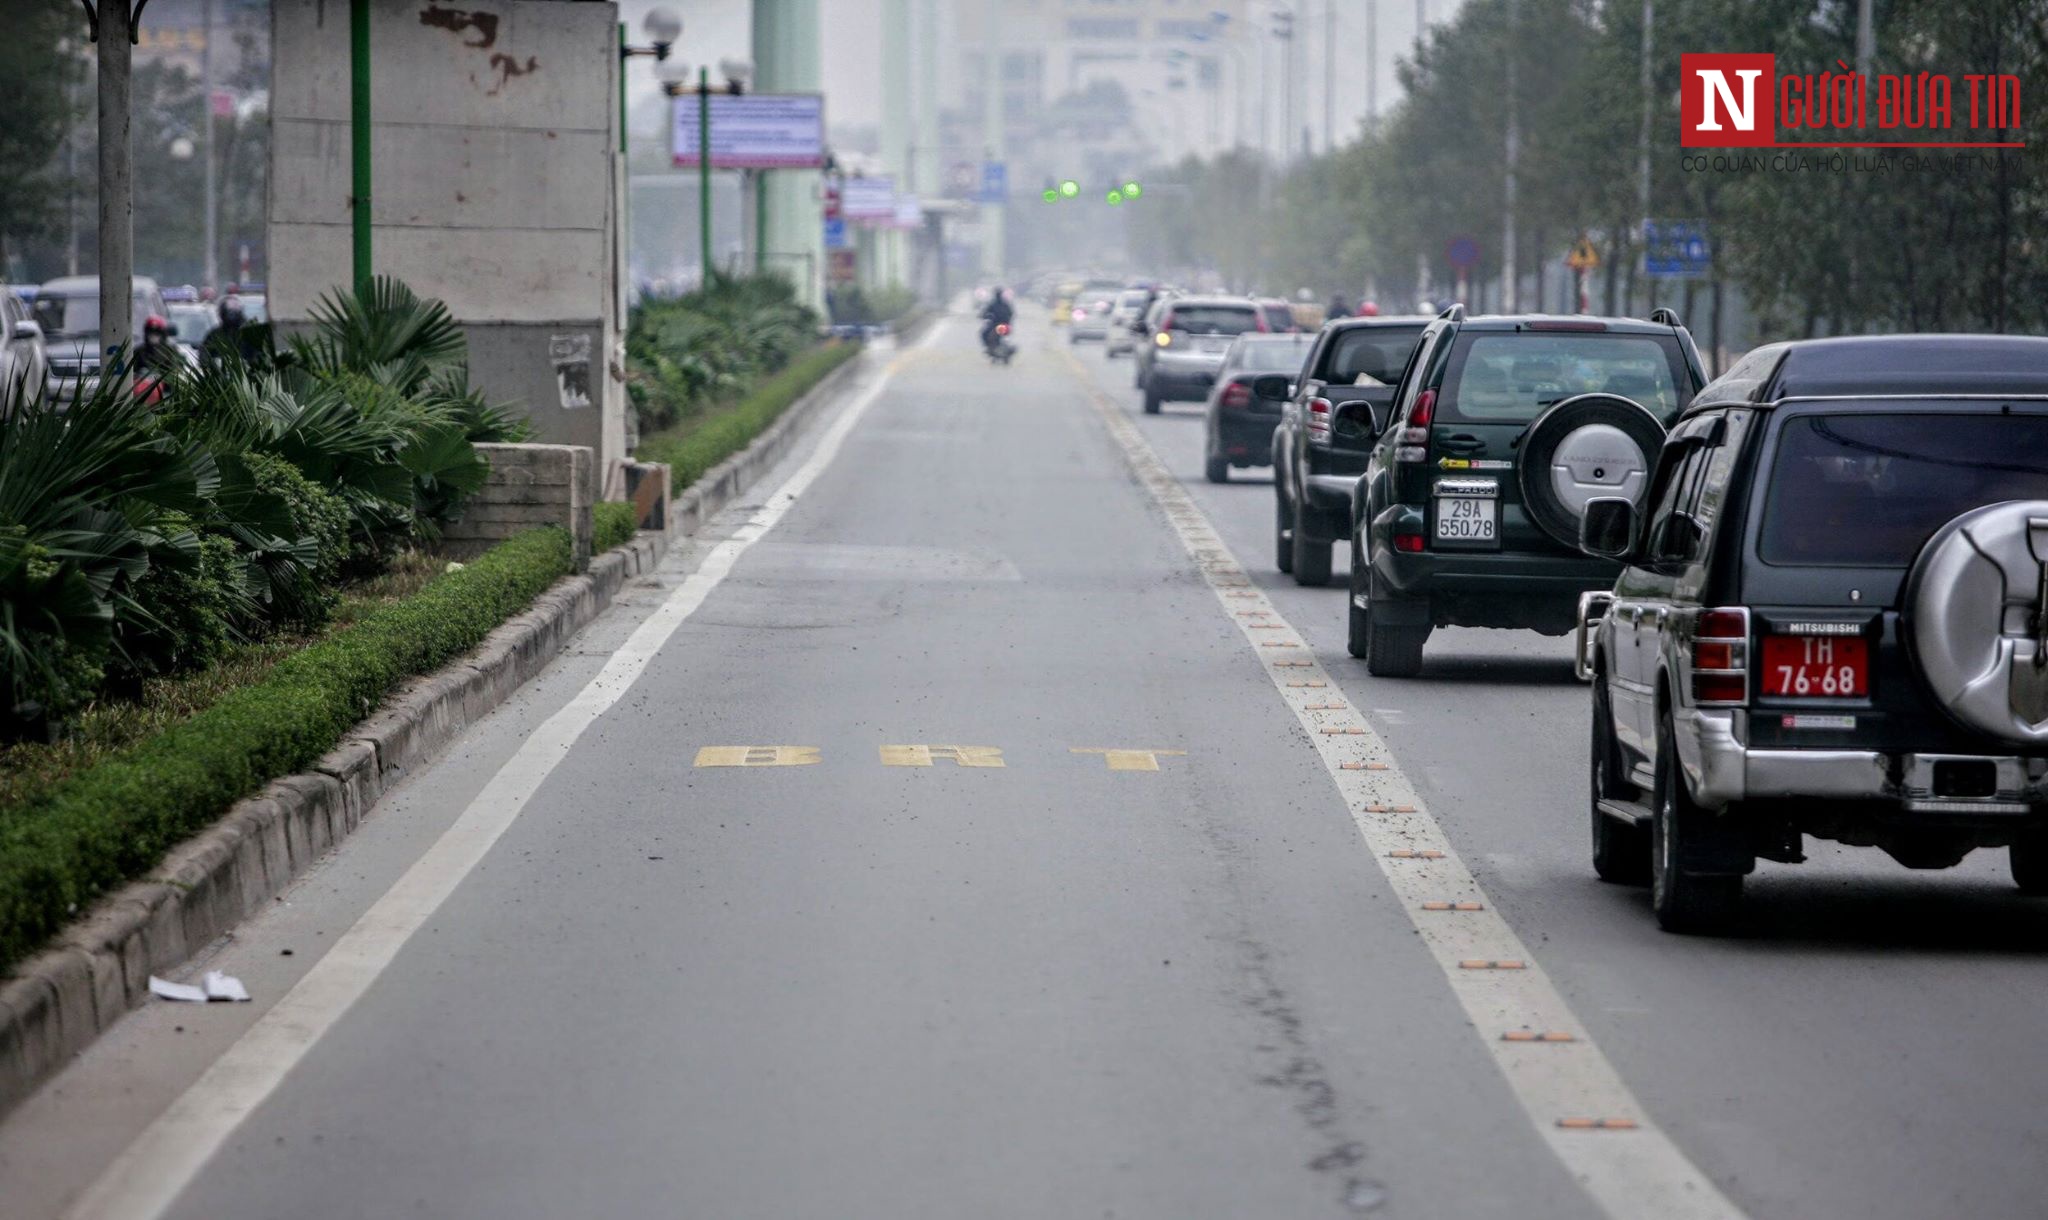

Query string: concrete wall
444 443 594 570
269 0 626 492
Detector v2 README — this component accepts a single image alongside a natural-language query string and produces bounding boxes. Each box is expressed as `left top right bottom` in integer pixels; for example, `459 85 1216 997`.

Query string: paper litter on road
148 972 251 1003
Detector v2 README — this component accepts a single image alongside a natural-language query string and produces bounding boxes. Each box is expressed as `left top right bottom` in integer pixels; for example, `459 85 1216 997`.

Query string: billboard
841 176 897 222
671 93 826 169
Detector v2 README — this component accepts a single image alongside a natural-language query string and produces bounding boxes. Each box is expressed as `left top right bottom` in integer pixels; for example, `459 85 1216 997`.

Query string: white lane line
1064 352 1746 1220
64 335 926 1220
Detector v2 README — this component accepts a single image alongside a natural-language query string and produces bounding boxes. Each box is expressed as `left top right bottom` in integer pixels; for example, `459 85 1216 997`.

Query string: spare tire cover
1517 394 1667 548
1907 500 2048 745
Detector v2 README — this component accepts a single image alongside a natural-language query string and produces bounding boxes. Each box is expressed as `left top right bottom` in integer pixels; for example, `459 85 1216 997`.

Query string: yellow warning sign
1566 236 1600 271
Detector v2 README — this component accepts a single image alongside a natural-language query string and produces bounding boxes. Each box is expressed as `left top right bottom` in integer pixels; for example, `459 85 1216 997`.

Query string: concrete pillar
753 0 824 310
978 0 1004 280
914 0 940 198
97 0 135 361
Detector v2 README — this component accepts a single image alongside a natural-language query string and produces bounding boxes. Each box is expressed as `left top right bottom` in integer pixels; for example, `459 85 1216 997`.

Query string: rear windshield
1166 305 1259 336
32 294 96 339
1326 325 1426 386
1261 304 1296 331
1759 412 2048 567
1117 291 1148 308
1442 333 1684 421
1234 339 1315 372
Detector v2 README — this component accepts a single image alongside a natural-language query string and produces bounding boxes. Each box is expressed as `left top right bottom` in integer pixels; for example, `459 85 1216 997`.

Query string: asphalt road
7 311 2048 1220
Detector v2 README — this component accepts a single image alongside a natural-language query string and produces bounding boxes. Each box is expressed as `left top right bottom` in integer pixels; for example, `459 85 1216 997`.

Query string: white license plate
1435 496 1497 542
1198 337 1230 352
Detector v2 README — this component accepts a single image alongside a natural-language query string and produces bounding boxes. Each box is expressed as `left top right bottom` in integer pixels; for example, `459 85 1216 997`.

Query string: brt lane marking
64 323 943 1220
879 744 1006 768
1061 348 1747 1220
1070 747 1187 772
694 746 821 767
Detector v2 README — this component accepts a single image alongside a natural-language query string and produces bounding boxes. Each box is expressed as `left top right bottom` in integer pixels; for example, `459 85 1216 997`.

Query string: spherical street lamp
642 7 682 53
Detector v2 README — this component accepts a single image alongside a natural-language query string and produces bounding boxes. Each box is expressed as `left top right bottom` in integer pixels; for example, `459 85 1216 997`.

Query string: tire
1143 380 1162 415
1518 394 1667 548
1363 617 1428 677
1347 538 1371 659
1590 680 1651 885
1292 518 1333 586
1275 494 1295 574
1650 715 1743 933
2013 835 2048 894
1205 455 1230 484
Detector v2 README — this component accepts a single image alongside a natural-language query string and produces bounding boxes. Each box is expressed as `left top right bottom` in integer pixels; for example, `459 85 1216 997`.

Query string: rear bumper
1215 413 1279 459
1148 361 1220 399
1368 508 1619 630
1682 708 2048 819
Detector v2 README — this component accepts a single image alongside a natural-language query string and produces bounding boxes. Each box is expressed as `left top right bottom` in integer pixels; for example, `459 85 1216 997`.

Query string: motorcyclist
135 315 184 376
979 286 1014 353
1326 292 1352 320
201 295 262 367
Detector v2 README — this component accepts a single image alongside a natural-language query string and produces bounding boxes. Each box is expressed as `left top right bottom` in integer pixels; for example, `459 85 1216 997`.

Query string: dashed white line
1065 349 1746 1220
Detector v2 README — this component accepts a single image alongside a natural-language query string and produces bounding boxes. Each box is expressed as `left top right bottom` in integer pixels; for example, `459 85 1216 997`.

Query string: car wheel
1346 538 1371 659
1143 380 1162 415
1591 679 1651 885
2012 835 2048 894
1650 714 1742 933
1205 455 1230 484
1275 494 1295 574
1363 616 1428 678
1292 519 1333 586
1134 361 1146 389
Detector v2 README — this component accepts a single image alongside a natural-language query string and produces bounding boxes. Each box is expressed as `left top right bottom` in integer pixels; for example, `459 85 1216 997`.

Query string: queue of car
1087 287 2048 935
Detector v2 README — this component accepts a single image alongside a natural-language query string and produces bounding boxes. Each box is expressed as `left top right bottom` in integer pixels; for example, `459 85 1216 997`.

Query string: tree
0 5 86 280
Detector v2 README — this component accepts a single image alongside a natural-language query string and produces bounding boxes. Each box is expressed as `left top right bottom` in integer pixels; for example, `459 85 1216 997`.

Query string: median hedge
593 501 638 554
636 341 860 493
0 526 573 970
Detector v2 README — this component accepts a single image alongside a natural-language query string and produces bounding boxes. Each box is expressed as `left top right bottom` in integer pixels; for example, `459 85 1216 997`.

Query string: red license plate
1760 635 1869 697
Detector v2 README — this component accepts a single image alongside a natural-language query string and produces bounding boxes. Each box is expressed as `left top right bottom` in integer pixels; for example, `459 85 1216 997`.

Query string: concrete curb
0 343 876 1116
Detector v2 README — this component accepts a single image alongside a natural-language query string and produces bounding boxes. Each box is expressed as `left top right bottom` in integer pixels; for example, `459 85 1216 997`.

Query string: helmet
1358 300 1380 317
219 296 245 325
143 314 172 339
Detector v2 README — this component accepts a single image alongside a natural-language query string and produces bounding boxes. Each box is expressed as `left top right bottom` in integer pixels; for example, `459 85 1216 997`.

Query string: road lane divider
1061 349 1747 1220
63 325 945 1220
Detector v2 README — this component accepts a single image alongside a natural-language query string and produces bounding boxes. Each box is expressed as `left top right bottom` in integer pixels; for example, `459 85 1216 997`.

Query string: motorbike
982 321 1015 366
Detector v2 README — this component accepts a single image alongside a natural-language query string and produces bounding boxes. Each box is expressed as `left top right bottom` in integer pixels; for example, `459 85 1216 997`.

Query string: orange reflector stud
1305 702 1346 710
1275 660 1312 668
1458 960 1527 970
1556 1118 1638 1131
1420 901 1485 912
1319 727 1367 736
1387 849 1446 859
1287 680 1327 687
1261 641 1300 648
1502 1030 1576 1043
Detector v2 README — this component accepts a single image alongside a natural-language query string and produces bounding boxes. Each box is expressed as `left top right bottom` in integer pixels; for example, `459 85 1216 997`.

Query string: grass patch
636 341 860 493
0 528 576 970
594 501 638 553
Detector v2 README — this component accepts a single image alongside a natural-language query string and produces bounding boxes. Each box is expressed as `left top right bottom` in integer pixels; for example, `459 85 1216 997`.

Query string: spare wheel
1518 394 1666 548
1907 500 2048 745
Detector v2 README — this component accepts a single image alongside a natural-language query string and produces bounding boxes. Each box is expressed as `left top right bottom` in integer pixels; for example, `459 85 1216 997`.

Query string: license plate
1435 496 1497 542
1198 337 1230 353
1761 635 1869 697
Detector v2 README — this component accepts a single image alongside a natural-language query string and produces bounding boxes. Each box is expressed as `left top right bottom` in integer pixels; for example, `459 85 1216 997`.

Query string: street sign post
1644 220 1711 279
978 161 1007 204
1566 234 1600 313
1446 235 1480 306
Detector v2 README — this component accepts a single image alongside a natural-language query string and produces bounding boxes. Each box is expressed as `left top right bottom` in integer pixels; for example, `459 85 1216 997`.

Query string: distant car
1346 307 1705 676
33 275 170 404
1272 316 1432 584
239 293 269 323
166 302 215 358
1134 295 1265 415
1068 291 1117 343
1 290 48 407
1106 289 1152 357
1204 332 1315 483
1578 334 2048 933
1257 298 1302 333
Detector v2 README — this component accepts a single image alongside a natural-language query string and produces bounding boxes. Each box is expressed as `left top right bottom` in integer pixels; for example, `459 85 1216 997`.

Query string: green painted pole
699 70 713 283
617 25 628 155
350 0 372 292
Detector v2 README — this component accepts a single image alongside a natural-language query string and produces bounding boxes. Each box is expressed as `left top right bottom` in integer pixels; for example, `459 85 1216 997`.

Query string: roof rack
1437 303 1466 322
1649 307 1682 327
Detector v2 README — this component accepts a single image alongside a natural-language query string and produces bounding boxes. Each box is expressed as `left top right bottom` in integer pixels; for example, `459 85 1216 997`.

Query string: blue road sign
979 161 1008 204
823 217 848 250
1644 220 1711 278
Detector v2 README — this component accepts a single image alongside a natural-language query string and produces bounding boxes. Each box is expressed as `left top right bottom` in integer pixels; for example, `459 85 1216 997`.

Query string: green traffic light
1059 180 1080 198
1107 190 1123 205
1042 188 1059 203
1122 181 1143 199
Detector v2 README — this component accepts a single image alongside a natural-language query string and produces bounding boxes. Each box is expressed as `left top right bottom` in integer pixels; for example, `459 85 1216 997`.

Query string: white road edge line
64 330 932 1220
1064 350 1747 1220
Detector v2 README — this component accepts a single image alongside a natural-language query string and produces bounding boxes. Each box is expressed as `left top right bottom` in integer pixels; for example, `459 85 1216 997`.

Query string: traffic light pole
699 71 713 284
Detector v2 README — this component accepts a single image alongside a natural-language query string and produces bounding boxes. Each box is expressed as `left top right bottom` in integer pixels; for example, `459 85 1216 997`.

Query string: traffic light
1107 190 1124 205
1122 181 1143 200
1042 187 1059 203
1059 179 1080 198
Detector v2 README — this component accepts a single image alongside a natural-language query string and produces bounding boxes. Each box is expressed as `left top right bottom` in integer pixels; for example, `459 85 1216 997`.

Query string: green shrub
637 342 858 493
111 518 243 685
627 273 820 433
237 451 352 630
0 527 573 969
594 502 638 553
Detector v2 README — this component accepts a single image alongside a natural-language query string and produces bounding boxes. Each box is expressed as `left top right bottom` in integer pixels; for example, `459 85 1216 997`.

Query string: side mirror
9 320 39 342
1580 496 1637 560
1251 374 1291 401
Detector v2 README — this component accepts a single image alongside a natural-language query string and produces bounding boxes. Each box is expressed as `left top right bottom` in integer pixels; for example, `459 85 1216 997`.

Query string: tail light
1305 397 1333 443
1396 388 1437 463
1072 307 1086 322
1692 607 1750 706
996 323 1009 336
1393 533 1425 553
1220 381 1251 410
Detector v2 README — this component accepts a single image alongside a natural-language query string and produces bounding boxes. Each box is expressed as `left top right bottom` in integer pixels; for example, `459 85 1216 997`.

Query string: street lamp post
621 7 683 291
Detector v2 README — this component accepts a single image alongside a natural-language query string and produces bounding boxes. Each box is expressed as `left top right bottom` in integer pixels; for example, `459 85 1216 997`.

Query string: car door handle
1437 433 1485 454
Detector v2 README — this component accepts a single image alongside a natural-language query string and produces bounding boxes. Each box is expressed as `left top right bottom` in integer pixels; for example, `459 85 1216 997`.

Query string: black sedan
1204 333 1316 483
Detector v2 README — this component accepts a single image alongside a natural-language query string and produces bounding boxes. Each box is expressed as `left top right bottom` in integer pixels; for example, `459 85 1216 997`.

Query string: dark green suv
1346 306 1707 676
